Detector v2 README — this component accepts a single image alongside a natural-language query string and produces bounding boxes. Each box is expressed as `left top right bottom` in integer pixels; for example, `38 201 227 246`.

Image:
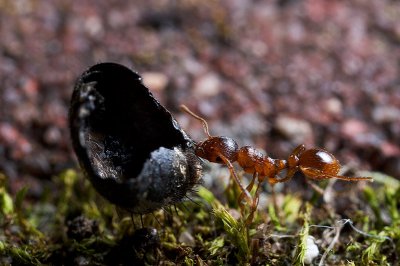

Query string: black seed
69 62 203 214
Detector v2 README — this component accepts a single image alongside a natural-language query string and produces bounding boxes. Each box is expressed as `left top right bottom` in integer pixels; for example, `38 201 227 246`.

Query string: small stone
372 106 400 123
67 216 99 241
44 126 62 145
182 57 206 75
304 236 319 264
193 73 221 97
275 115 313 144
84 15 103 37
324 97 343 116
142 72 169 92
179 231 196 247
341 119 368 137
380 141 400 157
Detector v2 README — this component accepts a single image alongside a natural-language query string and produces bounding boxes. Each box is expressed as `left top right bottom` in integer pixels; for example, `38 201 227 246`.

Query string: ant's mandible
180 105 372 220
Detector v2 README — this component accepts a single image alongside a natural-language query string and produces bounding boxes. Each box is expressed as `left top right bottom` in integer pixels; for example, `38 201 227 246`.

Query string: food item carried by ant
69 63 202 214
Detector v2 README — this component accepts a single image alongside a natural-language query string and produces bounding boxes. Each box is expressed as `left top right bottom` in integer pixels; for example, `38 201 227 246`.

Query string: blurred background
1 0 399 196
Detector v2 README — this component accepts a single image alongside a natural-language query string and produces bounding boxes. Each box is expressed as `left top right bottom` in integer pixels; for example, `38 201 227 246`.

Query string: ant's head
180 105 239 163
195 136 238 163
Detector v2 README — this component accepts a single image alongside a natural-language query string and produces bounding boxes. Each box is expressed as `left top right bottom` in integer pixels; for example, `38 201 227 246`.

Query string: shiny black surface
69 62 202 213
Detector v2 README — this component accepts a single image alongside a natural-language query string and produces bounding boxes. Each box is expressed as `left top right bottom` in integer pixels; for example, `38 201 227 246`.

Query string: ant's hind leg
305 179 326 195
291 144 306 156
332 175 373 182
298 167 329 194
268 174 293 185
284 144 305 180
300 167 372 182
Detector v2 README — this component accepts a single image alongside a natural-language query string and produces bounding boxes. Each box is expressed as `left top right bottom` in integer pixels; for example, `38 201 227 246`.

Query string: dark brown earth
1 0 399 201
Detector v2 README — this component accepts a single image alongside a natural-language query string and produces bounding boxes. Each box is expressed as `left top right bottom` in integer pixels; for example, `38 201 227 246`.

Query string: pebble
182 57 206 75
340 119 368 137
44 126 62 145
324 97 343 116
275 115 313 144
372 106 400 123
193 73 221 98
179 231 196 247
142 72 169 92
304 236 319 264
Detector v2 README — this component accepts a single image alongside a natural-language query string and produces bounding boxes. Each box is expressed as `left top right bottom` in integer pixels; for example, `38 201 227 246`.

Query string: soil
1 0 399 189
0 0 399 265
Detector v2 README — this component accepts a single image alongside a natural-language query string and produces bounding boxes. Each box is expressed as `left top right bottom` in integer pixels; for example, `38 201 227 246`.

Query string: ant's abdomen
299 148 340 175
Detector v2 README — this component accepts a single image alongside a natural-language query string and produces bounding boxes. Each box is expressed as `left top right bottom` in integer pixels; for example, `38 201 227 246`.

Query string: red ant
180 105 372 222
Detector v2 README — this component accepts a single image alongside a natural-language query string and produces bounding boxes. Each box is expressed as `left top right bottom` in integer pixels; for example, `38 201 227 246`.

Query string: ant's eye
215 156 223 163
69 62 203 214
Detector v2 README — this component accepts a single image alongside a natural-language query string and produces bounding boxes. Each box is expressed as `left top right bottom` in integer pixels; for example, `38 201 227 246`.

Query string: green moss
213 201 250 264
0 168 399 264
292 203 312 266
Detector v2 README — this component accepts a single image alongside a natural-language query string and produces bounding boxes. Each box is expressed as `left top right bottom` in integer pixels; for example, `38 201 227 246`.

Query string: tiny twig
318 220 344 266
308 219 395 266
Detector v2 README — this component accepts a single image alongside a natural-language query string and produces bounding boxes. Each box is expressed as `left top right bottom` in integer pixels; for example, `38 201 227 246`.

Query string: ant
180 105 372 222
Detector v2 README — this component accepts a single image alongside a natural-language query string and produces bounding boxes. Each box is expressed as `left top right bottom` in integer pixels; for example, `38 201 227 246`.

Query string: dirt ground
1 0 399 190
0 0 399 264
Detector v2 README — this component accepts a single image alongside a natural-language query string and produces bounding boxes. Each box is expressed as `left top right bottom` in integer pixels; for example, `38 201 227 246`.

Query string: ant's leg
300 167 373 182
334 175 373 181
247 172 257 192
305 179 326 195
292 144 306 155
279 144 306 183
246 177 263 224
253 180 262 207
300 167 371 195
238 172 257 207
270 183 283 223
268 166 297 184
218 153 253 206
298 167 330 194
269 173 294 184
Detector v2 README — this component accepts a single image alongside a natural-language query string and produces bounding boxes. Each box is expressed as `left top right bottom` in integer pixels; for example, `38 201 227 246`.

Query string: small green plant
0 168 399 264
292 203 312 266
213 200 251 264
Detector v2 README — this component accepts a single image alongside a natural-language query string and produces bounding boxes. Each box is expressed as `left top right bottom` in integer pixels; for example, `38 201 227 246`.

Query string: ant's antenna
180 105 212 138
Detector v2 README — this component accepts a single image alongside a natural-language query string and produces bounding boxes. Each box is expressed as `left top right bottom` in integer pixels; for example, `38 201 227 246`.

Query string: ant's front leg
217 153 253 207
238 172 257 207
246 175 264 224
